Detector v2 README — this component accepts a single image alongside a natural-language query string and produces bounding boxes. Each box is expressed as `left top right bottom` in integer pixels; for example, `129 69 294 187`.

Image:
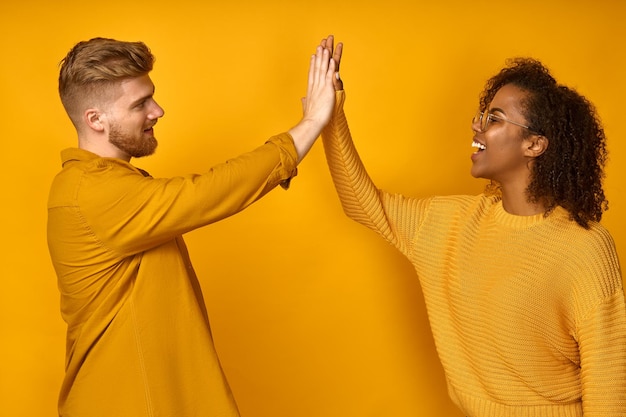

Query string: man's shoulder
56 148 148 178
60 147 99 165
49 148 148 206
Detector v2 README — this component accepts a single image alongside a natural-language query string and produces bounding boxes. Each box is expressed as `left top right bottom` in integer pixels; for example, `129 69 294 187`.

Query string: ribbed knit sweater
322 91 626 417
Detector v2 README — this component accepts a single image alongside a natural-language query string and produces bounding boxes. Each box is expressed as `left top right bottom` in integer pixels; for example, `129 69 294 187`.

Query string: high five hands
289 35 343 162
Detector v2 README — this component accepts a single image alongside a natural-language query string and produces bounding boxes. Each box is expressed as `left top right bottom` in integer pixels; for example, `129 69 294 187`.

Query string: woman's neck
500 185 547 216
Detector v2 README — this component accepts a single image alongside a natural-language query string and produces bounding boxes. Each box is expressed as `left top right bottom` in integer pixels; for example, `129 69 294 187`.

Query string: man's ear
84 108 106 133
525 134 548 158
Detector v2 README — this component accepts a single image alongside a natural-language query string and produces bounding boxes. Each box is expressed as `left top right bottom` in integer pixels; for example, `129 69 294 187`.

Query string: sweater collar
493 200 567 229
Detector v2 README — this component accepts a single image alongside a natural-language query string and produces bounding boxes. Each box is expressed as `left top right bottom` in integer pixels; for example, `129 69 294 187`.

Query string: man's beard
109 123 158 158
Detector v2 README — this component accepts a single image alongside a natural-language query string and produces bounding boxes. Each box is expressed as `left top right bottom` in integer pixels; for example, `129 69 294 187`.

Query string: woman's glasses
473 111 535 133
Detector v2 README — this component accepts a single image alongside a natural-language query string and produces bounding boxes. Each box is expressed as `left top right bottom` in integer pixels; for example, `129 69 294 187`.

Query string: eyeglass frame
473 110 540 135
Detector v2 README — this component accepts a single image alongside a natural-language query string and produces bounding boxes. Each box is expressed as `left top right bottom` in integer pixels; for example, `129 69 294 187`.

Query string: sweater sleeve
578 288 626 415
321 91 427 256
570 226 626 415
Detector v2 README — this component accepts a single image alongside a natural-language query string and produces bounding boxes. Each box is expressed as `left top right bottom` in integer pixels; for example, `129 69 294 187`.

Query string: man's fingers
313 46 330 86
307 51 316 97
327 57 337 81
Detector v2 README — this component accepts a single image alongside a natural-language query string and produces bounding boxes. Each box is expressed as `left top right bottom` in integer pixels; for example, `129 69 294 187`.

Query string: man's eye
489 115 502 123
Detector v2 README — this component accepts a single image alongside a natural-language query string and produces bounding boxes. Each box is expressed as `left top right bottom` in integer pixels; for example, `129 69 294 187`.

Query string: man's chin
133 145 157 158
121 142 157 159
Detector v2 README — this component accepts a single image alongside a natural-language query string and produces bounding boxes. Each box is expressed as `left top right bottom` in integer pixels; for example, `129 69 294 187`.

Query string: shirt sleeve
76 133 299 255
321 91 428 256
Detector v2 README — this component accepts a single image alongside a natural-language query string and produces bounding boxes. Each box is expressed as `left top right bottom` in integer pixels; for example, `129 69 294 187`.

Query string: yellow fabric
47 134 298 417
322 91 626 417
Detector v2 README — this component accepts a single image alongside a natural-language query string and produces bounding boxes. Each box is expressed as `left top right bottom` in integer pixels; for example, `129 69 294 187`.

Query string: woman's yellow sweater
322 91 626 417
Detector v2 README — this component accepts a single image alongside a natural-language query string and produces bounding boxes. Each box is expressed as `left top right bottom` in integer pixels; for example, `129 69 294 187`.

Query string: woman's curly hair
479 58 608 228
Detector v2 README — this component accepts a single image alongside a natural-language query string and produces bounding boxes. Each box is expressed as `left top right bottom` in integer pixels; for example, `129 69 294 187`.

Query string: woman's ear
525 134 549 158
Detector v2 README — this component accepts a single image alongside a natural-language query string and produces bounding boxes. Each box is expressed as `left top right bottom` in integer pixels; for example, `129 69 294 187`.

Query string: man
47 37 336 417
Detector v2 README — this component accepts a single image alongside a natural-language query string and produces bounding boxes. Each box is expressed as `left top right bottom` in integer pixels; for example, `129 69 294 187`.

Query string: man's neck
78 135 131 161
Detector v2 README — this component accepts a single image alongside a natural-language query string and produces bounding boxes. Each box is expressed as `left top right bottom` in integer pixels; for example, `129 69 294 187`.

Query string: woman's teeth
472 141 486 151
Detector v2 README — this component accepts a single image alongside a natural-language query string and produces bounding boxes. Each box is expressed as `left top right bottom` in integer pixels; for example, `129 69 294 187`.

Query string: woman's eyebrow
488 106 505 115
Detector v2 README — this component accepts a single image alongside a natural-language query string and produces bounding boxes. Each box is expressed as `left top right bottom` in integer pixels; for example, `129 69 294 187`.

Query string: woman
320 36 625 416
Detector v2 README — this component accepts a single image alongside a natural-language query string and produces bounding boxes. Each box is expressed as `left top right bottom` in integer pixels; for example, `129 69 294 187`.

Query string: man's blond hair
59 37 154 127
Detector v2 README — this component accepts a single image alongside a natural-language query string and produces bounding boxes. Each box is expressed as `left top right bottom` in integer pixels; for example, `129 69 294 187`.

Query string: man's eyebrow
130 95 151 106
129 87 156 107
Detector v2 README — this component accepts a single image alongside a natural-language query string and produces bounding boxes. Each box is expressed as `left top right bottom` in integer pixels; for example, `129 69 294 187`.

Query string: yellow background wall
1 1 624 416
